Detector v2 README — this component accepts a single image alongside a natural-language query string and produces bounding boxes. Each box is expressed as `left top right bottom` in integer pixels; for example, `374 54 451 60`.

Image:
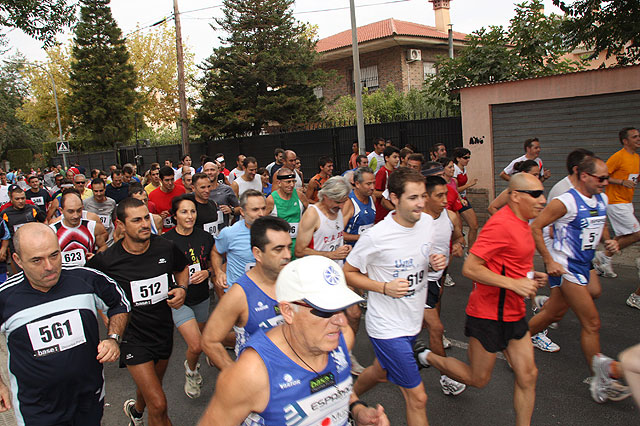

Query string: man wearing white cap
198 255 389 426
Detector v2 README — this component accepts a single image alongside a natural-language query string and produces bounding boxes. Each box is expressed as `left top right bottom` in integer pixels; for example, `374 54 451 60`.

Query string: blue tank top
233 274 283 356
243 330 352 426
553 188 607 264
344 190 376 246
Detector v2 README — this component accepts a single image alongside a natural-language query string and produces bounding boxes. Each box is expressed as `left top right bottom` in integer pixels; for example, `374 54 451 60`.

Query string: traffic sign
56 140 70 154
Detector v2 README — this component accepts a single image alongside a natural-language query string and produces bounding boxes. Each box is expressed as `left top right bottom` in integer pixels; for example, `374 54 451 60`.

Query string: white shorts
607 203 640 236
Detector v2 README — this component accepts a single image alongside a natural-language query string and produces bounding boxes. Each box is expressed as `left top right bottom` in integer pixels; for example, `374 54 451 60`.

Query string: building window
313 87 323 98
423 61 437 80
350 65 379 93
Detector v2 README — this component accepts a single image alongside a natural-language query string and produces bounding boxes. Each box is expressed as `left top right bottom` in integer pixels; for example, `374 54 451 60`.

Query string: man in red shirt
373 146 399 223
415 173 547 426
149 166 185 232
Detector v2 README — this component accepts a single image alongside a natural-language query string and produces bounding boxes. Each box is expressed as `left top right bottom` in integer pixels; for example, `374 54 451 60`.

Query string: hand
86 252 95 260
509 277 538 299
622 179 636 188
160 210 170 219
219 205 232 214
353 404 389 426
604 239 619 254
451 243 464 258
545 260 566 277
0 382 11 412
543 169 551 179
460 198 468 207
190 270 209 285
0 250 7 263
330 245 352 260
96 338 120 363
167 287 186 309
532 271 548 289
214 271 228 290
429 253 448 271
470 178 478 186
384 278 410 298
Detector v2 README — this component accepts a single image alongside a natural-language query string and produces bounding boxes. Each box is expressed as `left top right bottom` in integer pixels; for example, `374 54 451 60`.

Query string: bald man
0 223 129 425
415 173 547 426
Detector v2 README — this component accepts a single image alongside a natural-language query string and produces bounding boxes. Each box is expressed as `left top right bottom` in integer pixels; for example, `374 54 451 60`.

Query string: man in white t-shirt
228 154 246 184
500 138 551 182
344 167 446 426
0 171 9 205
367 137 386 174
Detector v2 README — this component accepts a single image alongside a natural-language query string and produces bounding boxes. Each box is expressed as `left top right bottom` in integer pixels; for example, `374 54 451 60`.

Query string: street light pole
349 0 366 155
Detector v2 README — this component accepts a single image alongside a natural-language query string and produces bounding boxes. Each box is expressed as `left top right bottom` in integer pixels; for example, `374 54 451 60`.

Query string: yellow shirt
145 182 160 195
605 148 640 204
81 187 93 200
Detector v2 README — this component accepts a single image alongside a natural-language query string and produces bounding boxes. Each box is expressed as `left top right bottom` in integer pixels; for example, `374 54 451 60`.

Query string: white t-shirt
346 212 434 339
427 211 453 281
265 162 276 173
174 166 195 180
544 176 574 249
228 168 244 184
0 185 9 205
367 152 385 174
503 155 544 178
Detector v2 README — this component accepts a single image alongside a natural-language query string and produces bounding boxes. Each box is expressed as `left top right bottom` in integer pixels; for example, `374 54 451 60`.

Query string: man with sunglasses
198 255 389 426
415 172 547 426
529 156 630 403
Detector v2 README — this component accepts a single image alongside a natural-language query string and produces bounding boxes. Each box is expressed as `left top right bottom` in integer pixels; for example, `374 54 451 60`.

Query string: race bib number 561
27 310 86 357
131 274 169 306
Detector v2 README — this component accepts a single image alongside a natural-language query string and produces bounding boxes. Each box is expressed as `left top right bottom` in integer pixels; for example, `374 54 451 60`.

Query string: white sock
418 349 431 367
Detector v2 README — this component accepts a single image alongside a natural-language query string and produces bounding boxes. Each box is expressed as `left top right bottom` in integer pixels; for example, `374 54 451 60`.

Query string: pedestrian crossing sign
56 141 70 154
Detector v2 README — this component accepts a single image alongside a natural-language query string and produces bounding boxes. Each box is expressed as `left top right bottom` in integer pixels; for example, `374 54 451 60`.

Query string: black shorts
120 339 173 367
464 315 528 353
459 199 473 213
425 280 442 309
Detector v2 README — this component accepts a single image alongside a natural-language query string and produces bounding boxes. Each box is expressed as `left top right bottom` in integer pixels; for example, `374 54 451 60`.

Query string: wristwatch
107 333 122 344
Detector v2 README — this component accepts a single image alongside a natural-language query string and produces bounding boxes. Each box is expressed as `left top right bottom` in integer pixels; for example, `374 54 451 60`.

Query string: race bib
31 196 44 207
61 248 86 266
27 310 86 357
130 274 169 306
188 262 201 278
98 214 112 229
288 222 299 239
163 216 175 229
358 224 373 235
245 261 256 272
581 215 606 250
203 211 224 236
629 173 639 184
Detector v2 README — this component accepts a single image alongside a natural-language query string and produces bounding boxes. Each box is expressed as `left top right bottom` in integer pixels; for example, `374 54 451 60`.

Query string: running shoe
606 379 631 401
443 274 455 287
124 399 144 426
591 353 613 403
350 352 365 376
442 335 452 349
532 295 558 329
626 293 640 310
184 360 202 399
440 375 466 396
413 340 430 369
531 330 560 352
593 251 617 278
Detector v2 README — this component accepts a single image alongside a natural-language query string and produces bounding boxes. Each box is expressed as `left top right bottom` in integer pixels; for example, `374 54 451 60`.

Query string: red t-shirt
148 186 185 215
446 180 462 212
466 205 534 321
374 166 392 223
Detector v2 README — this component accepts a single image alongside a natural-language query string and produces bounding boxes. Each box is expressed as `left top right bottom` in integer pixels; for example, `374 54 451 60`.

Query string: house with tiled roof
314 1 468 101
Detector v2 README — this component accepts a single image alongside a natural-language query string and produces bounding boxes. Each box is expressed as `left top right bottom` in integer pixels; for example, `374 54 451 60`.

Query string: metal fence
53 116 462 179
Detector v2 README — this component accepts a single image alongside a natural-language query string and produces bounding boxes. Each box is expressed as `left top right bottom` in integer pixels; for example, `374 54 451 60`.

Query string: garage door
492 90 640 218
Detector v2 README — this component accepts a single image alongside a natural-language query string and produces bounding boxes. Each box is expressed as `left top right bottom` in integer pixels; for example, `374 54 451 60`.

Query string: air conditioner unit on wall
406 49 422 62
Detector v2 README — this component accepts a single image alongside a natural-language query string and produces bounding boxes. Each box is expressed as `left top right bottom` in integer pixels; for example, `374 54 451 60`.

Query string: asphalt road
99 255 639 425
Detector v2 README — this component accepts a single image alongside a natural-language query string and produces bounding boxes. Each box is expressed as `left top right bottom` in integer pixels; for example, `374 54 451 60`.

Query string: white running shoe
184 360 203 399
531 330 560 352
626 293 640 310
591 353 613 403
442 335 452 349
350 352 365 376
443 274 455 287
532 295 558 329
593 251 617 278
606 379 631 401
440 375 466 396
124 399 144 426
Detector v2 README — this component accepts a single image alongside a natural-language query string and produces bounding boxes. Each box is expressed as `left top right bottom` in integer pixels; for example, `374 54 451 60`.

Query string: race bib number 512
27 310 86 357
130 274 169 306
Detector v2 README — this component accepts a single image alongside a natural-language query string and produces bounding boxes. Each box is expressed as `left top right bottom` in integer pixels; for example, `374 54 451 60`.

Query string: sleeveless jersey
427 210 453 281
149 213 159 235
232 274 283 356
271 190 304 241
243 330 352 426
344 191 375 245
50 219 97 266
552 188 607 264
308 205 344 265
236 175 263 197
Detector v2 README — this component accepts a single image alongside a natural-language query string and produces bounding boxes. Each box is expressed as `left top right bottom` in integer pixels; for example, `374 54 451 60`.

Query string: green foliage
195 0 328 138
554 0 640 66
0 0 76 47
42 141 57 162
7 148 33 171
68 0 138 151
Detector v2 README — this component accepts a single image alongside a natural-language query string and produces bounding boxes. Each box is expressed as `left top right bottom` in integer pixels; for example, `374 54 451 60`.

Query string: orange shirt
307 173 329 203
605 148 640 204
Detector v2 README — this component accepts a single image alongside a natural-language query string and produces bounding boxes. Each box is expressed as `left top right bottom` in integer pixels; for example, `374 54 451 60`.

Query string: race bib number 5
131 274 169 306
27 310 86 357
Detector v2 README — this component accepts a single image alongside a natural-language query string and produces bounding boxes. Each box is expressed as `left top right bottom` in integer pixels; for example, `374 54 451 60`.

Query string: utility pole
173 0 190 155
349 0 366 155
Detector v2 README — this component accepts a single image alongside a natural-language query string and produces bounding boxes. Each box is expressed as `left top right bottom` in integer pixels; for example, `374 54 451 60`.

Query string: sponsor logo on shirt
330 345 348 374
279 373 302 390
254 301 269 312
158 258 167 264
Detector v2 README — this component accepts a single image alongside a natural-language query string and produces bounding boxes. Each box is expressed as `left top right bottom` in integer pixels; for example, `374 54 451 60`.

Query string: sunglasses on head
587 173 609 183
514 189 544 198
292 301 344 318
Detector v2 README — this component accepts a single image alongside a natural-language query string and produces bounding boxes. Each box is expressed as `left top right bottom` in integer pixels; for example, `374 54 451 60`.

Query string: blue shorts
370 335 421 389
549 258 591 288
171 299 210 327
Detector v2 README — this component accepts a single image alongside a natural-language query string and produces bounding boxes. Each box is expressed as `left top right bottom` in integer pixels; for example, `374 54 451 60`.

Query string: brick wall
466 187 489 226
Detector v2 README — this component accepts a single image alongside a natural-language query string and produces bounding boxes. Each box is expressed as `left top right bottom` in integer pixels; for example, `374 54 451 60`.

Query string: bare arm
448 210 465 257
211 245 228 290
45 198 59 223
0 375 11 412
265 195 275 215
295 207 351 260
341 199 358 243
462 253 537 298
231 181 239 198
499 171 511 182
343 261 409 298
167 267 189 309
457 177 478 192
96 312 129 363
0 240 8 263
488 189 509 216
297 188 309 209
530 199 568 275
94 221 108 252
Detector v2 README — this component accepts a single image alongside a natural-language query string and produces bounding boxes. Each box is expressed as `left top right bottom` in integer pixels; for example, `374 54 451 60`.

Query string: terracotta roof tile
316 18 467 53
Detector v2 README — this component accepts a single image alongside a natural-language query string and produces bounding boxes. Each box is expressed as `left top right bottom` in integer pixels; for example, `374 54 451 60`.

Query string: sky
4 0 561 65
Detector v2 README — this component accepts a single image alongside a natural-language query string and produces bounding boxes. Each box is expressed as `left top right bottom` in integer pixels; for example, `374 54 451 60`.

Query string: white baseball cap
276 256 363 312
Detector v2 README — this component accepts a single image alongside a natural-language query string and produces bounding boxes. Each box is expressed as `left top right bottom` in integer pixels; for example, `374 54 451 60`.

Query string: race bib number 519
27 310 86 357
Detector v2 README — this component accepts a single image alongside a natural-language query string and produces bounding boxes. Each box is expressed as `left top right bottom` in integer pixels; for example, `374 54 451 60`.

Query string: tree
68 0 138 150
196 0 327 139
553 0 640 66
0 0 76 47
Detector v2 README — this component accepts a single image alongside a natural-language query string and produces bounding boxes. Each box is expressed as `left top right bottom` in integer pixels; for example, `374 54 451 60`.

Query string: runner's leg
528 287 568 335
352 358 387 396
426 337 496 388
127 360 171 426
460 208 479 248
504 332 537 426
398 383 429 426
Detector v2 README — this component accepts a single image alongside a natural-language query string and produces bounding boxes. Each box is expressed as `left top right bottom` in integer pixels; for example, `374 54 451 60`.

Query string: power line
296 0 412 14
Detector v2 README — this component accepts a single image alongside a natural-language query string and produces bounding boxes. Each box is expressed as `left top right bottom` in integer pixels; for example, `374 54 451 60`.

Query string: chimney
429 0 451 33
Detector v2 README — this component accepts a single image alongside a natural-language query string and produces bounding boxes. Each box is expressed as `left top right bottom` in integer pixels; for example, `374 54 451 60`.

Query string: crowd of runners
0 130 638 425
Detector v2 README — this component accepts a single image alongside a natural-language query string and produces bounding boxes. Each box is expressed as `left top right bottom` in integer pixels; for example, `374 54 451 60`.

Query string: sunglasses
587 173 609 183
514 189 544 198
462 156 471 160
292 301 345 318
75 181 86 185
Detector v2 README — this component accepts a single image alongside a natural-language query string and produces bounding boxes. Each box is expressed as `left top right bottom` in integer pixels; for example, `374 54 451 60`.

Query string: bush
7 148 33 171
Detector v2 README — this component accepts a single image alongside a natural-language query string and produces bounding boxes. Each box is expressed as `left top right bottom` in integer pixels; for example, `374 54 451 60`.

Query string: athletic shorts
425 280 442 309
120 339 173 368
369 335 421 389
607 203 640 236
464 315 528 353
172 298 210 327
548 255 591 288
458 199 473 213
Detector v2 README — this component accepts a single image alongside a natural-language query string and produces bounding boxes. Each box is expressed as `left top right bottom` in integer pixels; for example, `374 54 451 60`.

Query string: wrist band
382 282 387 295
177 285 187 292
349 400 369 413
